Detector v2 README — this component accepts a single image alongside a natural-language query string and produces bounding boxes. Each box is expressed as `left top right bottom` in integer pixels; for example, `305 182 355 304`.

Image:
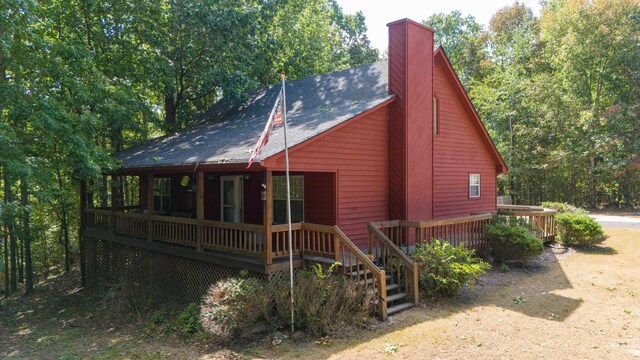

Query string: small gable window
433 95 439 135
469 174 480 198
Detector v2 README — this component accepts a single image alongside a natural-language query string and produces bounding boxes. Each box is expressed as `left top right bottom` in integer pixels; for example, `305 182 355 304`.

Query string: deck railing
84 209 394 319
368 223 419 309
497 205 557 242
370 213 494 255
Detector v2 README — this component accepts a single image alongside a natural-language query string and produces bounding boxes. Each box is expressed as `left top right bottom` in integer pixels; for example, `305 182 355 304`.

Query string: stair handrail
332 225 387 320
368 222 420 306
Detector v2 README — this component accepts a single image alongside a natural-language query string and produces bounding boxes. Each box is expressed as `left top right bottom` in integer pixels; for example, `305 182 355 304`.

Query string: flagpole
281 74 295 333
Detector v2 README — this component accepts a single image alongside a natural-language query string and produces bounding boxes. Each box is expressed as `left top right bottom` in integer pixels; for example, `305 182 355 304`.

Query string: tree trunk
3 224 8 296
5 175 17 292
590 146 597 208
62 207 70 272
56 167 71 272
164 91 177 132
18 232 23 284
21 179 33 294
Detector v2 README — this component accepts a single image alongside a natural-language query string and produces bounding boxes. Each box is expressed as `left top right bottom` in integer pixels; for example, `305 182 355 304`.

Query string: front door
221 176 243 223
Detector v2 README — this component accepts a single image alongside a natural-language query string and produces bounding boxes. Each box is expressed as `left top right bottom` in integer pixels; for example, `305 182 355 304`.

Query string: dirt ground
1 227 639 359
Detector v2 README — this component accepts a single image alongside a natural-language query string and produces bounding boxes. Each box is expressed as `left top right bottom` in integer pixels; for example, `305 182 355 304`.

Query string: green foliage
200 265 370 338
0 0 379 294
411 240 490 297
150 310 166 325
555 213 607 246
422 11 490 85
176 303 203 335
200 275 271 338
485 221 544 262
499 263 511 273
541 202 588 215
273 265 370 336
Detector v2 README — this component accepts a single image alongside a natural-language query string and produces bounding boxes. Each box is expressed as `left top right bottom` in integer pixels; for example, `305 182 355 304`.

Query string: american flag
247 88 284 168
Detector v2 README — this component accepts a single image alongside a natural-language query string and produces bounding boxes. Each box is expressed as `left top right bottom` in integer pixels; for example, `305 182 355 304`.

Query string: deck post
196 171 204 251
412 262 419 305
147 174 154 243
263 170 273 265
378 269 388 321
110 175 118 235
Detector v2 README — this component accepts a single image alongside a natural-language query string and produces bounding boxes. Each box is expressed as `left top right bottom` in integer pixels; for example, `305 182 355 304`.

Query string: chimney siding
388 19 434 221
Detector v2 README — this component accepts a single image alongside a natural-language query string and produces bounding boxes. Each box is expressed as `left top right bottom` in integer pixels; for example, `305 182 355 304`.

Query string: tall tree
422 11 491 86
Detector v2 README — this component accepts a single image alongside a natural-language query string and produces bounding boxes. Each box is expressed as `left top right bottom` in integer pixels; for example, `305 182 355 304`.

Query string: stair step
350 269 371 277
386 292 407 303
385 283 400 292
387 302 414 315
358 274 393 286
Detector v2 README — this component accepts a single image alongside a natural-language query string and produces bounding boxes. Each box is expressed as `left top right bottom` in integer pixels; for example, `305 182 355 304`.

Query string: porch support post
147 174 154 242
196 171 204 252
263 170 273 265
110 175 118 235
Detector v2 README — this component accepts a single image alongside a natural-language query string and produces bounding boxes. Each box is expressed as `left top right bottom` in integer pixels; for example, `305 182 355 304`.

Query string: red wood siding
388 19 434 221
265 106 389 248
432 56 497 218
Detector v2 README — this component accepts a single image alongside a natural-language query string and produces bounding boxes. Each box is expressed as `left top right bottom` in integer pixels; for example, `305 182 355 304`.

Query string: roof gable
116 61 392 169
434 47 508 173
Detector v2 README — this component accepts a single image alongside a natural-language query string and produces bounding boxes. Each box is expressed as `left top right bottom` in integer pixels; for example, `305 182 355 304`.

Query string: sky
336 0 542 51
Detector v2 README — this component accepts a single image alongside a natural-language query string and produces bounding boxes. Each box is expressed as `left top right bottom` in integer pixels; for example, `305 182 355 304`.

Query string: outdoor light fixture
244 173 252 181
261 183 267 200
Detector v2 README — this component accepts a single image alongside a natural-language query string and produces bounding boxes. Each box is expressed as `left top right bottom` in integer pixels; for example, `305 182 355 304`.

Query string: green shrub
541 202 588 215
200 274 271 338
150 310 166 325
199 264 371 338
272 264 371 336
485 222 544 262
176 303 202 335
555 212 607 246
411 240 490 297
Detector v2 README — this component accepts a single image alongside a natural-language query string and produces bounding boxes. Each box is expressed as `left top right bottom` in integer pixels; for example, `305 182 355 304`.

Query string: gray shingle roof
117 61 392 169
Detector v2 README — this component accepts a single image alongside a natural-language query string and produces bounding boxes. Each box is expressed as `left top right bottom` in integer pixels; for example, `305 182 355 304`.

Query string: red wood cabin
81 19 507 317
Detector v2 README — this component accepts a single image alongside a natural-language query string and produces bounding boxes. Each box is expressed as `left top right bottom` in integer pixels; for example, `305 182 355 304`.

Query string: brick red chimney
387 19 435 221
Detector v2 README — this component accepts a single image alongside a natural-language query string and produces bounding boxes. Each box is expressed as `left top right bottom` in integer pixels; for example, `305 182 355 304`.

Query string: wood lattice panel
83 236 248 303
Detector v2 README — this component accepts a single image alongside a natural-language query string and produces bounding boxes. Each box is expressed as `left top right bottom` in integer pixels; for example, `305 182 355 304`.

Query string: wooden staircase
350 268 415 317
348 264 415 316
300 223 419 320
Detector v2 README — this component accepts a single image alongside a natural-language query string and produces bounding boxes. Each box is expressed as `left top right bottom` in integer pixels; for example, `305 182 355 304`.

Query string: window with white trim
273 176 304 224
469 174 480 198
153 178 171 212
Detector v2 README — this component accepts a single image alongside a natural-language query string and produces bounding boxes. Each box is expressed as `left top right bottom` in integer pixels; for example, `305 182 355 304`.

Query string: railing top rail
113 211 148 219
400 213 493 228
272 223 303 232
369 220 401 229
367 223 414 269
497 206 558 216
85 208 111 215
201 219 264 232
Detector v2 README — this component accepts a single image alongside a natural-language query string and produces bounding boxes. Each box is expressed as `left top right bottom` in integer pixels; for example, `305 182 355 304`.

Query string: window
469 174 480 198
153 178 171 212
273 175 304 224
221 176 244 223
433 95 439 135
